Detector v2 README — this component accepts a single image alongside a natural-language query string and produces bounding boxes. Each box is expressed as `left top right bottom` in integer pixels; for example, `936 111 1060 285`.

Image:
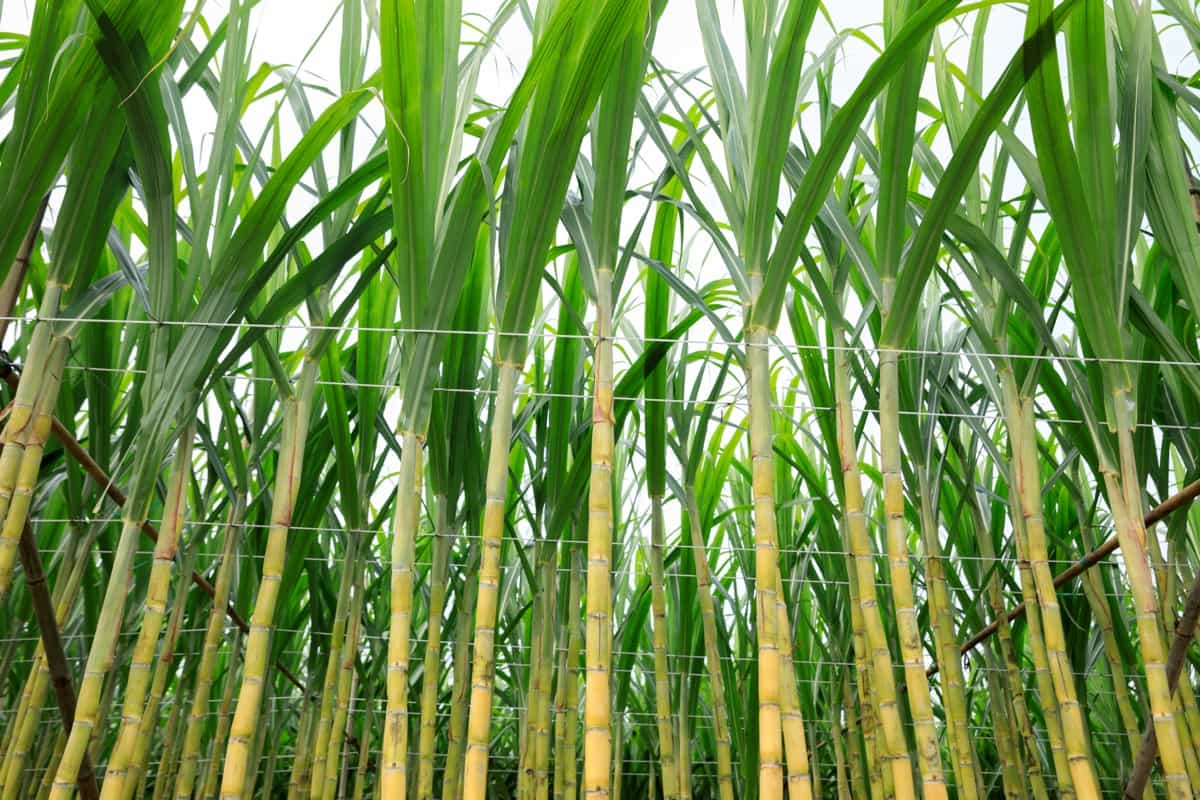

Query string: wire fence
2 314 1197 796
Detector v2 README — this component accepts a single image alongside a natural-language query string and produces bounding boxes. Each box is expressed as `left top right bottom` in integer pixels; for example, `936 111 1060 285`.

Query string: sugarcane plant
5 2 1200 799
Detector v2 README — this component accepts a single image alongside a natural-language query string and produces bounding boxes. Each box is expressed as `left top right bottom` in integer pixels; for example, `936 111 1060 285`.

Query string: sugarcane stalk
973 491 1050 800
49 459 184 799
878 345 946 798
352 694 374 800
1124 555 1200 797
842 557 880 800
533 545 557 800
311 530 364 798
916 481 980 800
259 705 287 800
562 548 583 800
520 559 547 800
583 262 616 800
416 499 452 800
1006 483 1074 798
381 431 423 800
174 510 242 800
442 538 479 800
123 541 197 800
677 673 691 800
0 196 49 345
840 672 868 800
0 331 67 598
982 647 1025 800
462 361 520 799
1110 391 1193 800
832 336 913 798
288 699 317 800
1002 385 1101 797
775 587 813 800
220 359 319 800
2 526 93 798
150 680 187 800
101 421 194 800
203 628 244 800
324 565 364 800
1080 564 1142 765
745 323 783 800
681 488 734 800
553 607 570 800
648 494 678 800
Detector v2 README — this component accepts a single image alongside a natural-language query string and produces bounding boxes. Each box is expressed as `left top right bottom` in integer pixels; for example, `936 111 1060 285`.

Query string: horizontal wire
27 517 1190 573
51 360 1200 434
7 314 1200 372
17 541 1166 616
2 617 1174 687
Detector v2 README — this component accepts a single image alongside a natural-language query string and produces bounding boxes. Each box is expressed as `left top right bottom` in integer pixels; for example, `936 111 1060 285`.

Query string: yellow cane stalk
917 485 981 800
1 523 90 799
287 702 317 800
682 489 735 800
150 682 186 800
843 562 880 800
381 433 422 799
0 285 62 523
841 671 872 800
775 591 813 800
744 325 784 800
220 360 318 800
49 440 183 798
583 266 615 800
848 564 886 800
982 655 1025 800
878 346 946 798
203 628 244 800
533 548 557 800
556 548 583 800
443 538 479 800
973 498 1046 800
0 332 66 599
554 617 571 800
352 694 374 800
462 361 520 800
1108 393 1192 800
174 510 241 800
101 420 194 800
417 500 452 800
323 569 364 800
1003 389 1101 798
677 678 691 800
124 540 192 800
311 530 363 797
1004 482 1073 797
833 339 914 798
648 494 679 800
1079 571 1141 767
